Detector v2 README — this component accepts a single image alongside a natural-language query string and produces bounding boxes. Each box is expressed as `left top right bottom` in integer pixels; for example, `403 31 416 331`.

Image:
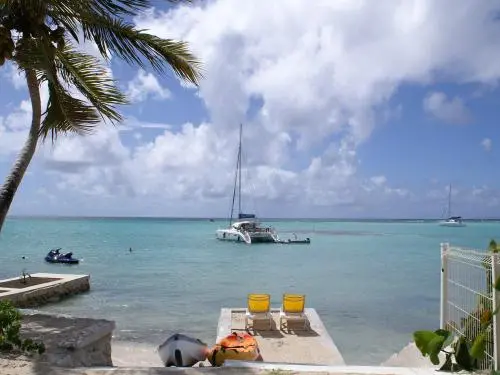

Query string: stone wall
21 313 115 368
1 276 90 308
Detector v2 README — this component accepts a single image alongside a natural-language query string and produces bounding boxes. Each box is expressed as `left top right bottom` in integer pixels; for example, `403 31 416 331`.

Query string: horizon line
8 215 500 221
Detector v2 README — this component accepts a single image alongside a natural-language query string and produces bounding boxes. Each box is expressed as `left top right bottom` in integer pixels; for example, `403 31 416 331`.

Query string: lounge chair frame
245 293 273 331
279 293 309 331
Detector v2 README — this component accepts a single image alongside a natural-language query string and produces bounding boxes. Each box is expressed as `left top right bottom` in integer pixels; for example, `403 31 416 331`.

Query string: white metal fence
440 243 499 370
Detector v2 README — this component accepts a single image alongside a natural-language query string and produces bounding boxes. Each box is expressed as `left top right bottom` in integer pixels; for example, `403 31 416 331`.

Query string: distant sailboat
215 124 279 244
439 184 466 227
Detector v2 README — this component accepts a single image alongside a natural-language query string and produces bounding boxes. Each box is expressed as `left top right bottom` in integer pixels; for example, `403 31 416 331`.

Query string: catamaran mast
229 124 243 226
238 123 242 217
448 184 452 217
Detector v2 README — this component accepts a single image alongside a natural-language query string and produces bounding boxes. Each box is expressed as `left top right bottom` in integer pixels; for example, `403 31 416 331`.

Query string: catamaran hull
216 229 277 244
439 221 466 227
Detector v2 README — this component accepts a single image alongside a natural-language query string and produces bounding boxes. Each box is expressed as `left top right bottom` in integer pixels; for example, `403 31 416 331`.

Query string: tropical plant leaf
489 239 498 253
480 309 493 328
470 333 487 360
14 37 56 75
454 337 474 371
427 335 446 365
78 15 202 84
434 329 451 340
40 79 100 141
414 330 438 356
54 43 127 123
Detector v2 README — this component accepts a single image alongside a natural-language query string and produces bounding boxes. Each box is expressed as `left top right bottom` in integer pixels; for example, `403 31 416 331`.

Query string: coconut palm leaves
0 0 202 232
1 0 202 139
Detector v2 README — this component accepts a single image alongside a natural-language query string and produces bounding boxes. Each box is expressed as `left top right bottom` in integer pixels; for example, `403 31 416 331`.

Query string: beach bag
207 332 260 367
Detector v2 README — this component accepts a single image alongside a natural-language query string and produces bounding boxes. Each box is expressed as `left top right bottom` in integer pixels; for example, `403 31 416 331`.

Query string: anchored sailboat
439 184 466 227
216 124 279 244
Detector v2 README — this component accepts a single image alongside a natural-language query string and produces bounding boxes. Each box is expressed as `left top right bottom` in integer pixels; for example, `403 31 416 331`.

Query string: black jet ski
158 333 208 367
45 248 80 264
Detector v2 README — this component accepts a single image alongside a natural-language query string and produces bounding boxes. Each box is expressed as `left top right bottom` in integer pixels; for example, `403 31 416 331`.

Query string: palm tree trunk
0 70 42 234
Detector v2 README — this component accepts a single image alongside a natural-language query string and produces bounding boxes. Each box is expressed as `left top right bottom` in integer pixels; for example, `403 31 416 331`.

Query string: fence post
492 253 500 370
440 243 449 329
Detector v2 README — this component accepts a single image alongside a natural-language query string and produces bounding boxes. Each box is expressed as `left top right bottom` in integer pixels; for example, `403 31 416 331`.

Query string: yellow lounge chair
279 293 309 331
245 293 272 331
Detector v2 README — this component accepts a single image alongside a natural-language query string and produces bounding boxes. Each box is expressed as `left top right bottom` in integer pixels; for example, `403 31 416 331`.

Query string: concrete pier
0 273 90 307
217 308 345 366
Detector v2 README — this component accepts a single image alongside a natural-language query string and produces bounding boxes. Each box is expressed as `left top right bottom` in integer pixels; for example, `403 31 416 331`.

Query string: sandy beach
111 340 163 367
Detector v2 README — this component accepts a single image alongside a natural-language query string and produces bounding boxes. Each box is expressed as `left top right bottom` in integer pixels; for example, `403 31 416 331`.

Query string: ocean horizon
1 217 499 365
8 215 500 222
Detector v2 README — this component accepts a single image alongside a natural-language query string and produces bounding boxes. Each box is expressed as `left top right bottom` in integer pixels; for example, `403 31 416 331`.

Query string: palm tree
0 0 202 233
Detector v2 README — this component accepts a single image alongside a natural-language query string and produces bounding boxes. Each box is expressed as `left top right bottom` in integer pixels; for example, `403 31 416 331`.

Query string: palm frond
14 37 58 80
14 36 102 140
80 15 203 85
55 43 127 123
41 78 101 141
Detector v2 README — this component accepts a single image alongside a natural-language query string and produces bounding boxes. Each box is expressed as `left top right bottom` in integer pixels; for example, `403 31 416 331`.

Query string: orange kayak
207 332 260 366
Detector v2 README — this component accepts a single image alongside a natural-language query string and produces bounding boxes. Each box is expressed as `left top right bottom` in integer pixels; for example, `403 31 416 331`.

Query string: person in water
129 247 133 252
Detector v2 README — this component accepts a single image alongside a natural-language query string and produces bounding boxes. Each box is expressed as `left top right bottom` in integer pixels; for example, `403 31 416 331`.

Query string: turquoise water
1 218 499 364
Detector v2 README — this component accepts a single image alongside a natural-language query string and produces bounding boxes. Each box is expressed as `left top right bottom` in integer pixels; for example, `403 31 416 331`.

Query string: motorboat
45 248 80 264
215 124 280 244
277 237 311 244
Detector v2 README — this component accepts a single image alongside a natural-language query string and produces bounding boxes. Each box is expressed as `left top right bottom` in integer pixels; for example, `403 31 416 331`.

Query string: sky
1 0 500 219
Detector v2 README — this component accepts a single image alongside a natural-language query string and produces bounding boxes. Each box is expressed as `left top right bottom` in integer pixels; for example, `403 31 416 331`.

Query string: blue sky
1 0 500 218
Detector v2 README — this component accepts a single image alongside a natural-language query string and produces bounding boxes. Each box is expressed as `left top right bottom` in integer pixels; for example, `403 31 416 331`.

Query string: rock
20 313 115 368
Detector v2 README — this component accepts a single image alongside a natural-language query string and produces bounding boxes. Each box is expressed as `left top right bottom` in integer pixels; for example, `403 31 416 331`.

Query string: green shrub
489 239 499 253
0 300 45 355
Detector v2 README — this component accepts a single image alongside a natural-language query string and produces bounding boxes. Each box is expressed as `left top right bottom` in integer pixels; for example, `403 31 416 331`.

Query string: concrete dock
0 273 90 307
217 308 345 366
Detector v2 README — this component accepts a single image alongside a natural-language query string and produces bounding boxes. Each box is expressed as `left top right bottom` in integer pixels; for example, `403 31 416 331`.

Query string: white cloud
3 63 25 90
370 175 387 187
423 91 470 124
136 0 499 144
126 69 171 102
4 0 500 217
481 138 492 152
0 101 32 156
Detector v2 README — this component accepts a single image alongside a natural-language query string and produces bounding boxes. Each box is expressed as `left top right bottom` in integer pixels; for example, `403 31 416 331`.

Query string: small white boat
157 333 207 367
216 124 280 244
439 184 466 227
439 216 466 227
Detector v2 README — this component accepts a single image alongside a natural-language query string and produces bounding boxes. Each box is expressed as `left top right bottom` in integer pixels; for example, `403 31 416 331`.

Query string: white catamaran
216 124 279 244
439 184 466 227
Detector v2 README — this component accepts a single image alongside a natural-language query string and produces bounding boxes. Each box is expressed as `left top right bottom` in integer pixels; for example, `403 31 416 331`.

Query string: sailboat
439 184 466 227
215 124 279 244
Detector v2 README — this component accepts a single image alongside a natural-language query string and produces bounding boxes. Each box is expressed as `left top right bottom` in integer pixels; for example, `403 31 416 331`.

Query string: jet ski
45 248 80 264
158 333 208 367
